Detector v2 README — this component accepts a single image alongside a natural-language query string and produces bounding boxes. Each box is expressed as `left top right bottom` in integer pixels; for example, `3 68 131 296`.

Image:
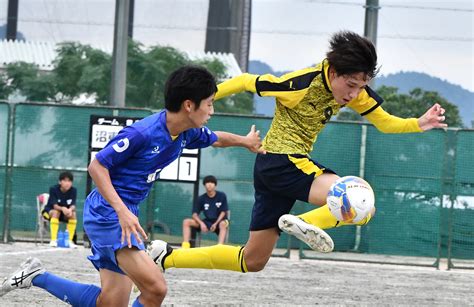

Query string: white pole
353 124 367 251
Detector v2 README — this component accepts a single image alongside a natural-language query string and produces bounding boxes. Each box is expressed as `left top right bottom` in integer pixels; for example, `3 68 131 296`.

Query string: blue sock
32 272 101 307
132 296 144 307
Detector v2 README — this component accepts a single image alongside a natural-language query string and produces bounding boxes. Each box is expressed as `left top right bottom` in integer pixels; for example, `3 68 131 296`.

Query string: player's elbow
87 159 98 175
212 140 223 148
88 159 105 178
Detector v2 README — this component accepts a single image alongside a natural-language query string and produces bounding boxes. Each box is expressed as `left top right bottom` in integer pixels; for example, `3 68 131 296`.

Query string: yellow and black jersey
215 59 422 155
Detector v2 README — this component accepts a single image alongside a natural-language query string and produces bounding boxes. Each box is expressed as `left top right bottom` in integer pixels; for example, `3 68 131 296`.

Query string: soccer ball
327 176 375 223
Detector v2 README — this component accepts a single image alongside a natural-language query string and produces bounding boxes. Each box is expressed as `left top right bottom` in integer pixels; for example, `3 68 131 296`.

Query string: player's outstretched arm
88 159 148 247
417 103 448 131
362 103 447 134
213 124 266 154
214 73 259 100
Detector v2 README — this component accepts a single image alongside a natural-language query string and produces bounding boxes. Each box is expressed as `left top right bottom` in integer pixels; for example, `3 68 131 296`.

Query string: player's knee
244 256 269 272
218 220 227 229
183 219 192 227
141 281 167 302
245 260 267 272
49 209 60 218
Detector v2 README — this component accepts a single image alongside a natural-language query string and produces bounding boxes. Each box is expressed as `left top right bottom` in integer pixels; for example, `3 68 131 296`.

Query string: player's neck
207 190 216 198
165 111 193 136
59 186 70 193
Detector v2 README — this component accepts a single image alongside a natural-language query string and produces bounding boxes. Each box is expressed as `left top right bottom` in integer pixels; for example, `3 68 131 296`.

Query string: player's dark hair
164 66 218 112
203 175 217 186
326 31 379 79
59 171 74 182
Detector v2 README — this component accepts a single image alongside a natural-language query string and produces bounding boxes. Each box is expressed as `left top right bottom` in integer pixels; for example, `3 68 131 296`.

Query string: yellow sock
298 205 338 229
181 241 191 249
339 213 372 227
67 219 77 241
50 217 59 241
298 205 373 229
164 244 247 273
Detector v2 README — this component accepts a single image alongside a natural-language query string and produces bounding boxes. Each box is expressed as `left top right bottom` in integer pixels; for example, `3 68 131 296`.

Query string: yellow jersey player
148 31 447 274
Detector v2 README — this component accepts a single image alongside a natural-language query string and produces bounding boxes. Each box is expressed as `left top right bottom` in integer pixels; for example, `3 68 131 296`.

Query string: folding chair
35 193 50 244
224 210 231 243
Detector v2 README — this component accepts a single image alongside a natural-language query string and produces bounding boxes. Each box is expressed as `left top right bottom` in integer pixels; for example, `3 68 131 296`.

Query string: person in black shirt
42 171 78 248
181 175 229 248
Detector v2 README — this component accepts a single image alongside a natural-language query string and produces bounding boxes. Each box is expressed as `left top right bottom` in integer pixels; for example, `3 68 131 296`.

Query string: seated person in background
182 175 229 248
42 171 78 248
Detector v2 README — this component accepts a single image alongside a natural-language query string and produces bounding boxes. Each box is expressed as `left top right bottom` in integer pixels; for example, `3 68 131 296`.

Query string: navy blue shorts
250 153 336 231
196 219 229 235
42 207 71 223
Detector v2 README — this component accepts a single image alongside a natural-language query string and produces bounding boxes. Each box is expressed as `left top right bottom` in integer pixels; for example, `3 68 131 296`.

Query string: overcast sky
250 0 473 92
1 0 472 91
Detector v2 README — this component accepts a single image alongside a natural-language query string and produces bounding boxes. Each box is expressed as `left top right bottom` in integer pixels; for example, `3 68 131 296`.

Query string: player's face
59 178 73 191
204 182 216 193
190 94 215 127
330 71 369 105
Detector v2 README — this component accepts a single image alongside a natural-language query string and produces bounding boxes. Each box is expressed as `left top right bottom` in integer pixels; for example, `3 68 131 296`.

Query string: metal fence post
2 103 15 243
352 124 367 251
445 129 458 269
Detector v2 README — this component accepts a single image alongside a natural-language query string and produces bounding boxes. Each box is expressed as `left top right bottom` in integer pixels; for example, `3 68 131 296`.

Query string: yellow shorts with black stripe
251 153 336 231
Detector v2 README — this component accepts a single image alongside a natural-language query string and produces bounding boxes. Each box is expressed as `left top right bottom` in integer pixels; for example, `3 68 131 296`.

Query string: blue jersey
193 191 228 222
93 110 218 206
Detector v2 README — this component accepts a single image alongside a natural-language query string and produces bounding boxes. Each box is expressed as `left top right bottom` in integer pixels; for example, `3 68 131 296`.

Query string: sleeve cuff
95 153 111 169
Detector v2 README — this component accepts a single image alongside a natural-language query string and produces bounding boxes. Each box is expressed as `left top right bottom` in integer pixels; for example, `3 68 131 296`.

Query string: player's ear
328 66 337 79
183 100 194 112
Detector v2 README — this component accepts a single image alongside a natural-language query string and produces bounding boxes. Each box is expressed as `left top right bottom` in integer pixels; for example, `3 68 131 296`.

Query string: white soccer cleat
0 257 46 297
278 214 334 253
146 240 173 272
68 241 78 249
49 240 57 248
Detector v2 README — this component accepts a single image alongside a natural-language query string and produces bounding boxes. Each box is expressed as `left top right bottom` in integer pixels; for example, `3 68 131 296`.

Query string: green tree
53 40 253 112
126 42 188 108
5 62 56 101
335 107 361 122
215 93 254 114
337 86 463 128
3 41 253 114
0 72 12 100
53 42 111 103
192 57 253 114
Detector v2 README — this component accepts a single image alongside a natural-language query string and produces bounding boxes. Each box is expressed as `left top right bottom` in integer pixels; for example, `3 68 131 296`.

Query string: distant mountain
376 72 473 127
249 60 289 116
249 60 290 77
249 60 473 127
0 24 26 40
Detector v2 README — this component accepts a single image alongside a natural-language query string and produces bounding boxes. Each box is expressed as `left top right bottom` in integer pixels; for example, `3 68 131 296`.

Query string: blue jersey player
0 66 264 306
